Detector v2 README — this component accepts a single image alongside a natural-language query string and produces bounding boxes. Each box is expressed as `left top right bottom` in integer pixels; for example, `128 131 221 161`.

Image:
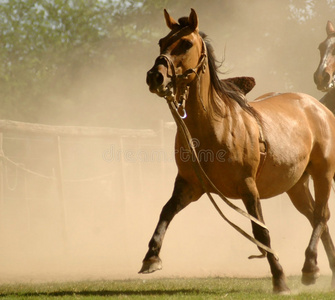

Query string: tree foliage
0 0 334 126
0 0 168 122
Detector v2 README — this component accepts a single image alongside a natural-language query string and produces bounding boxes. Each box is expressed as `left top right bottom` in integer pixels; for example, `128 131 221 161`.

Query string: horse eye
183 40 193 50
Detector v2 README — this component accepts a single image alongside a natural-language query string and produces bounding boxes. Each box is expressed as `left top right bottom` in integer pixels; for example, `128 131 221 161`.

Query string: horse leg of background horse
241 178 290 294
287 177 335 287
321 226 335 288
298 173 333 285
139 175 202 274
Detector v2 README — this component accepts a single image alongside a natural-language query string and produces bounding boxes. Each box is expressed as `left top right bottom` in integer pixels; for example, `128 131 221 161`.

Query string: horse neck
182 70 211 133
182 71 246 145
320 89 335 114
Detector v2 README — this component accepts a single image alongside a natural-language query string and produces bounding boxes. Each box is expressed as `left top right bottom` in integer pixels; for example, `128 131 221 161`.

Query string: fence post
119 136 127 211
136 137 144 196
54 135 68 250
23 165 31 233
159 120 166 184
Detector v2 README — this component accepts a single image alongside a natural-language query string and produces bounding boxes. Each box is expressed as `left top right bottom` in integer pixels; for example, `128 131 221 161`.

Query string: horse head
314 21 335 92
146 9 207 101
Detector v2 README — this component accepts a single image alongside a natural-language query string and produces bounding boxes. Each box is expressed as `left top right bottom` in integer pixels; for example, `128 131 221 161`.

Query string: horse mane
174 16 260 122
199 32 261 122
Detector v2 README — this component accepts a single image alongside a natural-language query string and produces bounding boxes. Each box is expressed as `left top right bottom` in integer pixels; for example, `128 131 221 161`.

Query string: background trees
0 0 334 127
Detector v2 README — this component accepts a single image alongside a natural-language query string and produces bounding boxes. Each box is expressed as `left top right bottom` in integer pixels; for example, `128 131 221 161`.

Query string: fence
0 119 179 279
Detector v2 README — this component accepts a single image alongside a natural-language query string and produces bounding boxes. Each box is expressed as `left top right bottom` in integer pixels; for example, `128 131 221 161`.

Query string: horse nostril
323 72 331 85
154 72 164 86
146 70 164 89
314 70 332 90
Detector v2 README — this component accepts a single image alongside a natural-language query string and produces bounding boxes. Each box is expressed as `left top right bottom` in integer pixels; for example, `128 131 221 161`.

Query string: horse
140 9 335 294
314 20 335 114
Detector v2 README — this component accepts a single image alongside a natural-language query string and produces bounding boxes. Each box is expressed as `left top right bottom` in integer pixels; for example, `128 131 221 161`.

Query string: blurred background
0 0 335 283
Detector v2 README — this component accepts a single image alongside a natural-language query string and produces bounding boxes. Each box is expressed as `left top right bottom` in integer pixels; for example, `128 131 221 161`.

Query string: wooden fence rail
0 119 157 138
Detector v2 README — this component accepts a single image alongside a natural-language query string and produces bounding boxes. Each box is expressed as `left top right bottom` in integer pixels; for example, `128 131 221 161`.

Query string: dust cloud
1 0 335 285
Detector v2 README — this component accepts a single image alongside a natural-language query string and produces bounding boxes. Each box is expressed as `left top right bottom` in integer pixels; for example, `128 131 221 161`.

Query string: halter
157 37 207 118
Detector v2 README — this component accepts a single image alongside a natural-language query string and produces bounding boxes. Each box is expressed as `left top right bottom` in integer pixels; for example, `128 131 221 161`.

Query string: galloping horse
141 9 335 293
314 20 335 114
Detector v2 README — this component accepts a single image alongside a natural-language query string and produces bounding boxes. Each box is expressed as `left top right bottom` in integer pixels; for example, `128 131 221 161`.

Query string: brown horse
141 9 335 294
314 20 335 113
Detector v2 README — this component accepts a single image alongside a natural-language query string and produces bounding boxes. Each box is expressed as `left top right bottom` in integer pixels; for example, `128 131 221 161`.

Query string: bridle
156 37 207 118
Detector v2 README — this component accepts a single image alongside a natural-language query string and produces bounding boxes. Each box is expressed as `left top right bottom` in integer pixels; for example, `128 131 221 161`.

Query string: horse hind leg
139 175 202 274
306 172 334 285
311 179 335 289
241 179 290 294
288 173 334 286
325 175 335 288
287 178 320 285
316 175 335 288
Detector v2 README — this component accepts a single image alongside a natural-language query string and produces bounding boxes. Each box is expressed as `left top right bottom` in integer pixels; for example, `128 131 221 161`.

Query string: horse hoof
272 278 290 294
275 289 291 295
138 257 162 274
301 271 320 286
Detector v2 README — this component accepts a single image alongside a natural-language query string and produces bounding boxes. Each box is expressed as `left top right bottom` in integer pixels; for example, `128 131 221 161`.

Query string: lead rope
165 97 279 260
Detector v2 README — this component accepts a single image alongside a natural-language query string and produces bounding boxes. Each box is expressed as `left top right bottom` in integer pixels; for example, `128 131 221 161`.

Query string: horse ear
326 20 335 36
164 9 178 30
188 8 199 31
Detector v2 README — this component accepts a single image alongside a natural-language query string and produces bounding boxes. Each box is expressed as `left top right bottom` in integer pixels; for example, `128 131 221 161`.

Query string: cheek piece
156 38 207 118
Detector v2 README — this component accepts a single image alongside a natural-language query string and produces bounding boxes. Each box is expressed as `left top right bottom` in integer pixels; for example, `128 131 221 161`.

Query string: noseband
157 38 207 118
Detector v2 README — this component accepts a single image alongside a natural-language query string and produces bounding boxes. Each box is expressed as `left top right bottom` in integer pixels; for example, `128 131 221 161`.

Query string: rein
162 38 278 260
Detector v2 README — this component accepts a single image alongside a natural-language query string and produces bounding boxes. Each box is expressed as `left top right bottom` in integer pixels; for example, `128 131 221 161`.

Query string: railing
0 119 175 255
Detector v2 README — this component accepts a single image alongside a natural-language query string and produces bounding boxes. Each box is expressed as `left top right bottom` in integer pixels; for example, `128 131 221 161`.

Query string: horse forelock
178 17 190 27
200 32 261 122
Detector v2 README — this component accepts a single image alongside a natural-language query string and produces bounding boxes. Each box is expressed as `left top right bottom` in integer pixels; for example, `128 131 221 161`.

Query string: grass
0 276 334 299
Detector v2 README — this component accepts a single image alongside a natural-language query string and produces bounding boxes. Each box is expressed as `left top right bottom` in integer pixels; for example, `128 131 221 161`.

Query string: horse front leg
241 178 290 294
139 175 202 274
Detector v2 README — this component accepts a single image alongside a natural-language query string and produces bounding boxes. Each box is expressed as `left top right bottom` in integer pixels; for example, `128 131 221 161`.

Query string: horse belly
257 164 307 199
256 139 311 199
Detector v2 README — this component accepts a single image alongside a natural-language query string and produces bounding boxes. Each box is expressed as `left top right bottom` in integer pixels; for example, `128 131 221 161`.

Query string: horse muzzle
314 69 335 92
146 61 173 97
